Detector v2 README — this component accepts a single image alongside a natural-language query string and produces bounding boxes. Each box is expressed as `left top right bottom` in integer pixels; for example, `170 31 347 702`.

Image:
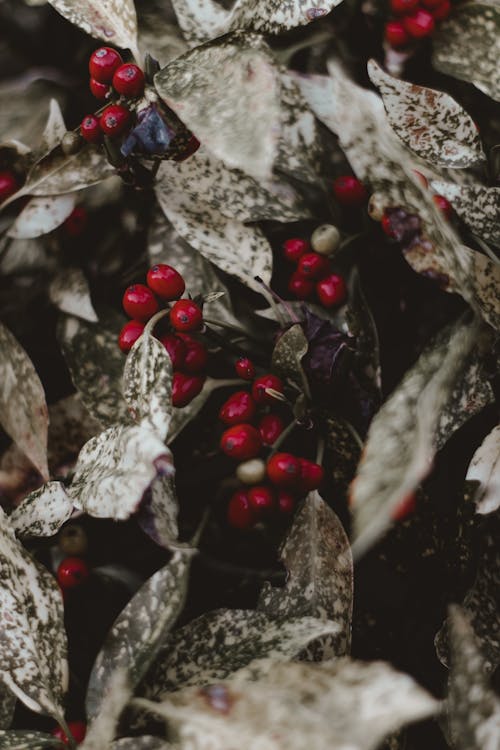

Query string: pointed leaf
8 194 75 240
466 425 500 515
258 493 353 657
432 2 500 102
368 60 485 168
40 99 67 153
79 669 130 750
9 482 73 538
137 475 179 548
0 321 49 480
430 182 500 246
49 268 98 323
271 324 309 393
0 730 64 749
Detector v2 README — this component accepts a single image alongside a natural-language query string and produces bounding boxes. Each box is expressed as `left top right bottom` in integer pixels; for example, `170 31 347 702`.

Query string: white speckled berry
311 224 341 256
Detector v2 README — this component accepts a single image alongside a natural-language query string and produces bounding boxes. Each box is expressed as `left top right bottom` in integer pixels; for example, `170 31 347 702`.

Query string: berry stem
315 435 325 465
268 418 299 456
144 308 170 335
203 316 257 340
56 715 77 750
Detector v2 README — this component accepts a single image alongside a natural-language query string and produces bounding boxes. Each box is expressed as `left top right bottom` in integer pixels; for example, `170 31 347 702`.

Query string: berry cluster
384 0 452 49
220 364 324 529
119 264 208 408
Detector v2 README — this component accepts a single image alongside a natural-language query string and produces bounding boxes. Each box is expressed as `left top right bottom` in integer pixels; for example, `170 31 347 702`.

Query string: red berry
235 357 255 381
112 63 145 98
227 490 255 529
332 176 367 207
220 424 262 461
173 134 201 162
381 212 397 238
252 374 284 405
146 264 185 300
391 491 417 521
219 391 256 426
122 284 159 322
89 78 109 100
80 114 101 143
277 490 296 515
390 0 419 14
431 0 451 20
172 372 205 407
89 47 123 83
258 413 285 446
99 104 130 137
297 458 324 493
316 274 347 308
297 252 330 280
403 9 435 37
159 334 186 369
176 334 207 373
63 206 87 237
0 170 18 203
51 721 87 746
288 271 314 300
170 299 203 332
282 238 310 263
421 0 444 8
267 452 301 489
384 20 410 47
118 320 144 353
57 557 89 590
248 485 275 516
433 194 453 220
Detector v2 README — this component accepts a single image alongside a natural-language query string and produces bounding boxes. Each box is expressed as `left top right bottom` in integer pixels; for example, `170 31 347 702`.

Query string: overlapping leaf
431 181 500 246
80 669 130 750
368 60 485 168
0 688 15 731
466 425 500 515
432 2 500 102
9 482 73 538
137 475 179 548
0 730 65 749
0 321 49 480
8 194 75 240
49 269 98 323
271 324 309 393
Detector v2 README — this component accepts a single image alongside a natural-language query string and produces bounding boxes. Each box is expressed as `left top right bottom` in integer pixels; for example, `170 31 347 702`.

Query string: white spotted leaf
9 482 73 538
137 475 179 548
430 182 500 247
0 730 65 748
112 739 174 750
8 194 75 240
49 269 98 323
466 425 500 515
271 324 309 393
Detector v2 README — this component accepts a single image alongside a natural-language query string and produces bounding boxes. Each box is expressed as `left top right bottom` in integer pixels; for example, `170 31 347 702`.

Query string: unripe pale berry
311 224 341 256
58 525 88 556
267 452 301 488
122 284 159 322
220 424 262 461
61 131 82 155
236 458 267 485
89 47 123 83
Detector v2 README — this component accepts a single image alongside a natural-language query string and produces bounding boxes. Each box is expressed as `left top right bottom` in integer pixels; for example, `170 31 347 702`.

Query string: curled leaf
466 425 500 515
9 482 73 538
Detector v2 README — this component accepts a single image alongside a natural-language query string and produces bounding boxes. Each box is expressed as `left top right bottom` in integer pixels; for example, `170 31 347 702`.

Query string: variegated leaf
0 321 49 481
58 310 129 428
67 423 174 521
0 688 15 731
87 550 193 719
138 11 187 65
447 606 500 750
368 60 485 168
0 730 64 749
346 268 382 399
155 34 280 181
144 658 437 750
40 99 67 153
7 194 75 240
141 610 341 698
47 0 139 57
324 417 362 499
0 508 68 719
432 2 500 102
137 475 179 548
258 493 353 657
9 482 73 538
431 182 500 246
80 669 130 750
49 268 98 323
466 425 500 515
123 326 173 440
112 739 174 750
351 317 479 556
271 324 309 393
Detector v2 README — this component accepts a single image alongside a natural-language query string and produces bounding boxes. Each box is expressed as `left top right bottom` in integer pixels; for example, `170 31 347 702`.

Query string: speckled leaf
9 482 73 538
80 669 130 750
324 417 362 499
351 317 478 556
40 99 67 153
58 310 129 428
368 60 485 168
271 324 309 393
87 550 193 719
346 269 382 399
447 606 500 750
431 182 500 246
258 493 353 656
112 739 174 750
0 508 68 719
0 321 49 481
67 423 174 520
155 35 280 181
47 0 139 57
155 148 309 224
7 194 75 240
49 269 98 323
466 425 500 514
432 2 500 102
0 730 64 749
145 658 437 750
137 474 179 548
123 328 173 440
141 610 340 697
0 691 15 733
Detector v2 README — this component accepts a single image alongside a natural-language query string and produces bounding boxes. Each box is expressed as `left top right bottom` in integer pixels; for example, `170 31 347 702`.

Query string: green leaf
258 493 353 657
430 182 500 247
351 317 479 556
0 321 49 481
0 509 68 719
9 482 73 538
271 324 309 393
466 425 500 515
87 550 193 719
67 424 174 521
49 269 98 323
432 2 500 102
368 60 485 168
0 730 64 749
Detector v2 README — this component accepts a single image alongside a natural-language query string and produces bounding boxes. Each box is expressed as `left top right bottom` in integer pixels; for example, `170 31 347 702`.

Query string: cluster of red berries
385 0 452 48
119 264 208 408
80 47 144 143
219 363 324 529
